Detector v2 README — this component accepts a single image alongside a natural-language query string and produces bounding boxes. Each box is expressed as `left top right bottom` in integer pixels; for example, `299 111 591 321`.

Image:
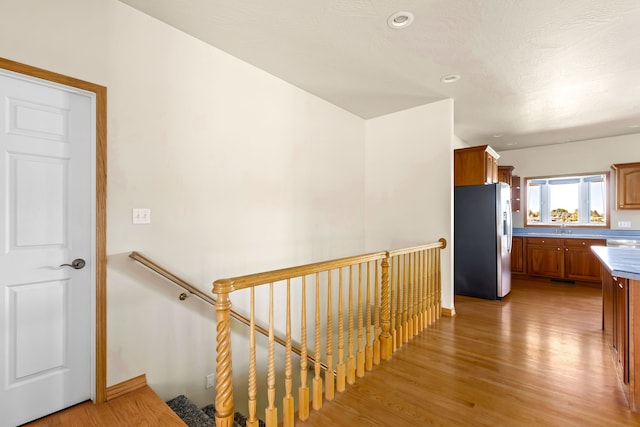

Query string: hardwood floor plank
23 386 186 427
299 277 640 426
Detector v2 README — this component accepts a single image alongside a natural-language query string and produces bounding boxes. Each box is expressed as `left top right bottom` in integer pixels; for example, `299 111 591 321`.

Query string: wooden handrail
127 251 328 372
216 251 387 290
211 238 447 427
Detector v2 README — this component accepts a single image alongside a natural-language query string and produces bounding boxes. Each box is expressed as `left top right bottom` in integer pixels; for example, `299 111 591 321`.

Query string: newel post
379 254 393 360
213 279 235 427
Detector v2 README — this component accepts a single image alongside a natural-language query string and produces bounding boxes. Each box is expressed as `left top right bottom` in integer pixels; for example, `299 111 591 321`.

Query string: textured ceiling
118 0 640 151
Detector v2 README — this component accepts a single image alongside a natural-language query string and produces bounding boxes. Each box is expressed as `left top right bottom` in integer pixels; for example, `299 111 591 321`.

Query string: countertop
513 227 640 241
592 246 640 281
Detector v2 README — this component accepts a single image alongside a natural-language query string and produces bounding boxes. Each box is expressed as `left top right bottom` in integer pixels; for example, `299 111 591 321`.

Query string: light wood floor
298 277 640 426
23 277 640 426
22 385 186 427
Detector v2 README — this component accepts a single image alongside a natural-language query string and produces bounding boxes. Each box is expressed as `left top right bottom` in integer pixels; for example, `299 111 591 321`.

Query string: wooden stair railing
212 238 447 427
127 251 327 372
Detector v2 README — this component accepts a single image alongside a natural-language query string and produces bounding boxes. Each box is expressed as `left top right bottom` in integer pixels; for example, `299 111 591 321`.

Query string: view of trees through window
526 173 607 226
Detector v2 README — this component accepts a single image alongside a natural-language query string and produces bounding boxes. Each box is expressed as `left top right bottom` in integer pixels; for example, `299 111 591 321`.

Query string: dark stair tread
166 395 216 427
168 395 262 427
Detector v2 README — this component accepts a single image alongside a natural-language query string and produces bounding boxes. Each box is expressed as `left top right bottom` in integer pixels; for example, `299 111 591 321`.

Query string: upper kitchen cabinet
454 145 499 186
612 162 640 209
511 175 521 212
497 165 514 186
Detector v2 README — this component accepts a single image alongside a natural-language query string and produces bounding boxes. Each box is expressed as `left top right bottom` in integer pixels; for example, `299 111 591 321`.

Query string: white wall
0 0 456 409
1 0 366 407
498 134 640 229
365 100 455 310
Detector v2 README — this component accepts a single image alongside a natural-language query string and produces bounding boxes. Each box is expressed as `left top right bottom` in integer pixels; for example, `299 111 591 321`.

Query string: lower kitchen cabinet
594 247 640 412
511 236 524 274
525 237 564 278
564 238 606 281
524 237 605 282
601 268 631 393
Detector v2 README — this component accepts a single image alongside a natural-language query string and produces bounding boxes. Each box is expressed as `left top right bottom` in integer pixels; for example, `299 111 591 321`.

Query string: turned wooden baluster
356 263 365 378
437 243 443 320
409 253 415 340
213 279 234 427
325 271 335 401
403 253 410 344
420 250 427 332
428 248 435 325
380 256 392 361
413 252 419 335
373 259 381 365
282 280 294 427
390 256 396 353
395 255 403 352
336 268 346 392
312 273 323 410
247 288 258 427
416 251 423 333
347 266 356 385
365 261 373 371
299 277 309 420
265 284 277 427
424 248 430 326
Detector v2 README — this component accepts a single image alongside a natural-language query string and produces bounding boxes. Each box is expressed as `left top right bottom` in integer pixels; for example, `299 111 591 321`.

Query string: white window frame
524 172 609 228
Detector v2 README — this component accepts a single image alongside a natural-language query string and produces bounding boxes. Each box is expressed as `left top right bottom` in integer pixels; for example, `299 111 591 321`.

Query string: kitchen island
592 246 640 412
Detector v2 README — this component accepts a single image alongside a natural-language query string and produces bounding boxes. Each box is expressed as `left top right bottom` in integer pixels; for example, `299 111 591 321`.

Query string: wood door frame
0 57 107 403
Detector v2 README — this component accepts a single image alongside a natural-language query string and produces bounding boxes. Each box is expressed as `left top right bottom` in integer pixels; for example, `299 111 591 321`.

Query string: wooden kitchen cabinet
602 269 630 384
497 165 521 212
497 166 514 186
564 238 605 282
613 275 629 383
454 145 499 186
612 162 640 209
511 175 521 212
603 268 614 341
511 236 524 274
595 250 640 412
525 237 564 278
524 237 605 282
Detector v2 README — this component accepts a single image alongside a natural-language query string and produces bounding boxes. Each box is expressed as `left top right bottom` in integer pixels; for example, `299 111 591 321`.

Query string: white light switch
206 373 215 389
132 208 151 224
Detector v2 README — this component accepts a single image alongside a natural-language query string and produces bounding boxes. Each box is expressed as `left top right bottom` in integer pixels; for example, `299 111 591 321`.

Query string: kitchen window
524 172 609 227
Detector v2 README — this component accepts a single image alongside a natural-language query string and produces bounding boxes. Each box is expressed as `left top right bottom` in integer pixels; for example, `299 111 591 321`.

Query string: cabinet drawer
564 238 605 248
525 237 563 246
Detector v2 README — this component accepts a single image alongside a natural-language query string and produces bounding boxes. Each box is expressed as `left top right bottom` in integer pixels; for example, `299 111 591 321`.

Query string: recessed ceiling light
629 124 640 128
387 11 414 29
493 133 504 138
440 74 461 84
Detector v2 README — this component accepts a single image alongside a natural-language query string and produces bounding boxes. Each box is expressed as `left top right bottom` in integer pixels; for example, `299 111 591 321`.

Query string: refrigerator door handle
506 199 513 253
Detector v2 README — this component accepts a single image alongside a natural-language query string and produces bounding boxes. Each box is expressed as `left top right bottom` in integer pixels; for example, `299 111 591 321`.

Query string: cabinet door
526 238 564 278
511 236 524 273
613 162 640 209
564 239 606 282
454 147 486 186
602 268 614 346
613 276 629 383
511 175 521 212
498 166 514 186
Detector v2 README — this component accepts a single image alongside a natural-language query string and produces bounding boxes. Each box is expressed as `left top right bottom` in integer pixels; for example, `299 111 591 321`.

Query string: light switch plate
618 220 631 228
206 373 215 389
132 208 151 224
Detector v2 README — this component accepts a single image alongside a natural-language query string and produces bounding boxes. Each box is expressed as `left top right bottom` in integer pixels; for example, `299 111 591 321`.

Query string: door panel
0 70 94 426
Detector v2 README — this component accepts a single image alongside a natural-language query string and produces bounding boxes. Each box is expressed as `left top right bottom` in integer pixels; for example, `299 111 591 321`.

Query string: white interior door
0 70 95 426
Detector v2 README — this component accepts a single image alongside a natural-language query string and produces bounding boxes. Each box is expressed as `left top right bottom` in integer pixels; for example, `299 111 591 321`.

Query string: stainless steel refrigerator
454 182 512 300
